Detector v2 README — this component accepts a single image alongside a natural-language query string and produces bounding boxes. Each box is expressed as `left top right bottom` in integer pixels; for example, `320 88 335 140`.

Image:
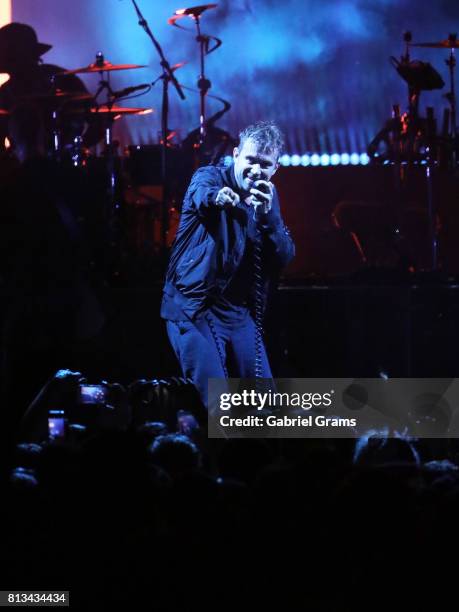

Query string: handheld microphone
250 180 271 218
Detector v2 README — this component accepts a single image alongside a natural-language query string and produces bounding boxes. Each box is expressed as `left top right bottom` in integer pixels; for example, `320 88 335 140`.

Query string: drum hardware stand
387 32 447 270
49 76 61 160
444 33 458 163
168 5 223 159
68 53 127 281
90 52 119 157
86 52 154 278
128 0 186 257
51 109 60 158
402 32 419 121
406 31 459 268
87 55 124 275
405 36 438 270
191 12 221 145
425 109 438 271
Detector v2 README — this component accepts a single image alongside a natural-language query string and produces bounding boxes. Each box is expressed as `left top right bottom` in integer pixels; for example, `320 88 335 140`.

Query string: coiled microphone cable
253 209 264 382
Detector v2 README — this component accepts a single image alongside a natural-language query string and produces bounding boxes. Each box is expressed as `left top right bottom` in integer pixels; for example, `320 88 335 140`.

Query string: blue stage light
279 154 291 166
331 153 340 165
310 154 320 166
350 153 360 165
278 153 371 166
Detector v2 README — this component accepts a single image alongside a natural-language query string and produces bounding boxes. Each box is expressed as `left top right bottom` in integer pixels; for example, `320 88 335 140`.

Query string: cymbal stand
394 32 438 269
425 142 438 270
86 55 123 276
445 34 458 163
445 34 459 175
90 54 119 157
190 14 222 145
128 0 185 254
49 75 61 159
402 31 412 112
194 15 210 145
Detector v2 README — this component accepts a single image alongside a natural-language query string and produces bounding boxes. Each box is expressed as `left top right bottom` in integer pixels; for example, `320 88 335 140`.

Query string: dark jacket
161 162 294 321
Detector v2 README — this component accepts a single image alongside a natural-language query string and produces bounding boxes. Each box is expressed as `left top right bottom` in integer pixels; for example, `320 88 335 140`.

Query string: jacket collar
222 160 240 194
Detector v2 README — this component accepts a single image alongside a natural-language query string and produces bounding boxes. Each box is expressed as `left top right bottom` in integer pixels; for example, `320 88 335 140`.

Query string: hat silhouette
0 23 52 72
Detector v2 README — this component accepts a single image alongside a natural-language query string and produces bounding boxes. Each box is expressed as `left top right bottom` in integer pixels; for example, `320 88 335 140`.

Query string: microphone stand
128 0 186 255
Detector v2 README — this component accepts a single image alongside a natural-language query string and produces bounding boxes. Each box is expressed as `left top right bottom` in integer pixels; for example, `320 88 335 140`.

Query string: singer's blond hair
238 121 284 159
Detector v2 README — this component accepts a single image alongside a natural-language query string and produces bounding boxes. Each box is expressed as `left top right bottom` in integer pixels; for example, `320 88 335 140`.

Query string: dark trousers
166 309 273 407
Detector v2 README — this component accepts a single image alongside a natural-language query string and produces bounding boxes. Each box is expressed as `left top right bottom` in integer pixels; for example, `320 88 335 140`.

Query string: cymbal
171 61 187 71
21 89 93 103
168 3 217 25
87 105 154 118
0 108 9 115
60 60 146 75
411 39 459 49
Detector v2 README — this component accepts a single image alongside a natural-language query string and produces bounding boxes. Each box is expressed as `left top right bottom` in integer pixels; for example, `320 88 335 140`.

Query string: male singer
161 121 294 406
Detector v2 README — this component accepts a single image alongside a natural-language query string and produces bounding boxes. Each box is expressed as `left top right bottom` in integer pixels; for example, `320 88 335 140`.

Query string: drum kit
368 31 459 270
0 3 228 279
369 31 459 166
1 54 153 156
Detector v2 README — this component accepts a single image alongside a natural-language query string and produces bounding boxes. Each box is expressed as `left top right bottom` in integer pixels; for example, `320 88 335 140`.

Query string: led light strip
279 153 371 167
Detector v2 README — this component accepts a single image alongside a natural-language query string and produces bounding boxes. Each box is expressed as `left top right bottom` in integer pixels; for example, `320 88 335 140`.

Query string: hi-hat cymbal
411 39 459 49
22 90 93 103
168 3 217 25
61 60 146 75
